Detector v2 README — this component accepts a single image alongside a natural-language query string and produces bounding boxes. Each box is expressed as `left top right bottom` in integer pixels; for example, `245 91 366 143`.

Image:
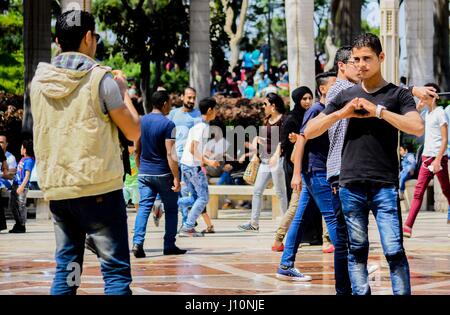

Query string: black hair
56 10 96 52
352 33 383 56
334 46 353 67
400 76 407 84
199 97 217 115
183 87 196 95
22 139 34 158
401 142 413 153
266 93 287 114
315 71 337 96
151 90 170 110
424 82 441 94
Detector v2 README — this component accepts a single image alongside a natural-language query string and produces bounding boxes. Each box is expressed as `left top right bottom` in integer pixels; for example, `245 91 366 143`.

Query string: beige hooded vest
30 58 124 201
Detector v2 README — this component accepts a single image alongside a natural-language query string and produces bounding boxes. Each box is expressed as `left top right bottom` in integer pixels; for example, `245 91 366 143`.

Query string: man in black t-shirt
303 34 424 295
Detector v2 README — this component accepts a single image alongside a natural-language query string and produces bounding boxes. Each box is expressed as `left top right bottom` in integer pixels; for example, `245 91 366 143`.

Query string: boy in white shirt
404 83 450 237
178 98 220 237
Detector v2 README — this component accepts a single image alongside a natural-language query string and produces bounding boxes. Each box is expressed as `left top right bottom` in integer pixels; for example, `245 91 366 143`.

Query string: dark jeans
9 183 28 226
330 182 352 295
283 158 294 203
340 184 411 295
133 174 179 250
49 189 132 295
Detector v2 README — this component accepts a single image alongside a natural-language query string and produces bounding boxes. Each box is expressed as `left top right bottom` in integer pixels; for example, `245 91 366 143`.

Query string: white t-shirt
0 151 17 177
181 122 209 167
423 107 448 157
205 137 229 161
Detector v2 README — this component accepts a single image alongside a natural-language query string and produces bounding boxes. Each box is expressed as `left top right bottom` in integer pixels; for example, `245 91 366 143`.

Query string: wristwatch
376 105 386 119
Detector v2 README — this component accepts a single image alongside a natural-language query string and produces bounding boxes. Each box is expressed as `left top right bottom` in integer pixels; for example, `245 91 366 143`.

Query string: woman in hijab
272 86 314 251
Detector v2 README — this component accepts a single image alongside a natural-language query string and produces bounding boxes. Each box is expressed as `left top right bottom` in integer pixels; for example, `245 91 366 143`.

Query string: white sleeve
438 109 448 127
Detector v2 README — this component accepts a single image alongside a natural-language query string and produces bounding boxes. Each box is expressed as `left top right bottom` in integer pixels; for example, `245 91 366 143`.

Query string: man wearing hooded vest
30 10 140 295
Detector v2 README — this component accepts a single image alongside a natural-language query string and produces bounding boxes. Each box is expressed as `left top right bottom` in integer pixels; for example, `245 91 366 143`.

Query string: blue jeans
0 178 12 190
179 168 190 225
178 165 209 229
340 185 411 295
49 190 132 295
217 171 233 185
399 170 413 193
280 171 338 268
133 174 179 250
330 184 352 295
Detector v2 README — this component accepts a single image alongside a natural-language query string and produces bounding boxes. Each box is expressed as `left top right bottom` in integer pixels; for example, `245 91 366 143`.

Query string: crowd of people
210 44 290 100
4 10 449 296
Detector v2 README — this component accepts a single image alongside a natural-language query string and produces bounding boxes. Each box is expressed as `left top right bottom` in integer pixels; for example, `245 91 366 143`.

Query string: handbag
243 155 261 185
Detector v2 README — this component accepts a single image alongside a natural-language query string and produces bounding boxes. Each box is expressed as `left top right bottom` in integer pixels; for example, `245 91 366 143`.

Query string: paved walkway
0 209 449 295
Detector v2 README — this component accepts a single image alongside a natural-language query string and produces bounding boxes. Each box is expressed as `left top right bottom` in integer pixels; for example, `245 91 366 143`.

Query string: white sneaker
368 264 378 275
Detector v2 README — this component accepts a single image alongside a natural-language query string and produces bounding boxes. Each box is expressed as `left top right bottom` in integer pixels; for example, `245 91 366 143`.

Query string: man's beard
184 103 195 109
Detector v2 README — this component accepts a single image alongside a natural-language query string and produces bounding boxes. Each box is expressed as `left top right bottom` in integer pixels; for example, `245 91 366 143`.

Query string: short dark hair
199 97 217 115
315 71 337 96
56 10 96 52
183 87 196 95
151 90 169 110
424 82 441 94
334 46 353 66
352 33 383 56
401 142 413 153
266 93 287 114
22 139 34 158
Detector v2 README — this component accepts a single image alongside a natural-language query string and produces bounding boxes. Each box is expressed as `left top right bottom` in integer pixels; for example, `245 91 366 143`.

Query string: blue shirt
243 86 256 99
168 107 202 159
401 152 416 175
14 157 35 186
243 52 254 69
139 113 176 176
300 102 329 172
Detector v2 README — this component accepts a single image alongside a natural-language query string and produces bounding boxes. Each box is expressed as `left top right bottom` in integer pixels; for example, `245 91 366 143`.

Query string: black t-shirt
323 83 417 186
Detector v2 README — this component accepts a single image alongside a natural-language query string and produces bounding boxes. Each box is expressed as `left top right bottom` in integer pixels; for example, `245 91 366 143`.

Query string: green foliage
160 70 189 94
0 2 24 95
101 52 141 80
361 20 380 37
211 0 230 73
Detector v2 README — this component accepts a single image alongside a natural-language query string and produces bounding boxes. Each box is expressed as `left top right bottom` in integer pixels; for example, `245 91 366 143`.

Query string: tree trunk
405 0 435 86
434 0 450 91
140 58 152 114
331 0 362 46
60 0 91 12
285 0 315 108
22 0 52 136
222 0 249 70
154 59 162 92
189 0 210 102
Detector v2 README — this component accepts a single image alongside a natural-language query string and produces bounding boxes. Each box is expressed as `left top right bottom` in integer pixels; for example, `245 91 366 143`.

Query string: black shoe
85 236 98 256
132 244 146 258
9 224 25 233
0 223 7 231
163 246 187 255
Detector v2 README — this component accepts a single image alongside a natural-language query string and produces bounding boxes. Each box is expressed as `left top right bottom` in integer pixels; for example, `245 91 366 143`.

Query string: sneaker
237 222 259 232
276 266 312 282
179 226 204 237
202 225 215 234
271 242 284 252
152 201 165 227
85 236 98 256
163 246 187 255
132 244 146 258
8 224 25 233
368 264 378 275
322 243 335 254
403 225 412 238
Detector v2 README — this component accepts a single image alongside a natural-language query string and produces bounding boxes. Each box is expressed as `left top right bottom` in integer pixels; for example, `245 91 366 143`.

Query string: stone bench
1 190 51 220
207 185 280 219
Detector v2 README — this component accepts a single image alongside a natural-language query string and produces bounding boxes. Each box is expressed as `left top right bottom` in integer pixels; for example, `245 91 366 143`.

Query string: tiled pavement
0 209 449 295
